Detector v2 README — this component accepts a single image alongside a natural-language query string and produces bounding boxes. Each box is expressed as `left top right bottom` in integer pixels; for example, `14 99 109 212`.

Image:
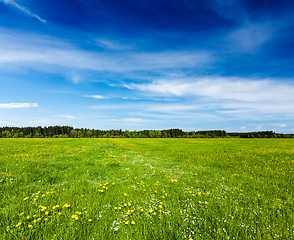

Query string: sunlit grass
0 138 293 239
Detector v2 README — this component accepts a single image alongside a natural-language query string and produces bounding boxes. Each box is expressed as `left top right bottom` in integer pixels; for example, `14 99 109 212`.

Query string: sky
0 0 293 133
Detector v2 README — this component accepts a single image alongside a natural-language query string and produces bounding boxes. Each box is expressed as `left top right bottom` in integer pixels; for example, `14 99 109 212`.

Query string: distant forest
0 126 293 138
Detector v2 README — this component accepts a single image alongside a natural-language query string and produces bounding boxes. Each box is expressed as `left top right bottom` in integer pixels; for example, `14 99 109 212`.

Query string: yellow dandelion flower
199 201 201 204
123 193 127 196
28 225 33 228
205 201 208 204
44 218 48 221
153 212 156 215
58 212 62 215
16 222 22 227
124 203 127 207
125 221 129 225
26 216 30 219
33 220 37 223
23 197 29 201
19 212 24 216
45 211 49 215
149 209 153 213
33 215 36 218
131 221 135 225
88 219 93 222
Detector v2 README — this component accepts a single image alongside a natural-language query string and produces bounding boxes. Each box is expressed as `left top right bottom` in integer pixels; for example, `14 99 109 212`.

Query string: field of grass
0 138 293 239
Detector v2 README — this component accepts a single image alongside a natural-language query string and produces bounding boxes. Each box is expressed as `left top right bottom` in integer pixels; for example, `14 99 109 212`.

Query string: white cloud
226 22 273 53
126 78 294 103
0 30 212 74
108 118 150 123
123 84 133 90
0 103 38 108
125 77 294 121
0 0 46 23
95 39 134 50
55 115 75 119
148 104 201 112
84 95 105 99
107 118 152 126
274 123 287 127
240 126 246 130
255 125 262 130
70 75 82 84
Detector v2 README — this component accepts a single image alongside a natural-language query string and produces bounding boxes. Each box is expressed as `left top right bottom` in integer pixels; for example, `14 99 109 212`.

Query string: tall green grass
0 138 293 239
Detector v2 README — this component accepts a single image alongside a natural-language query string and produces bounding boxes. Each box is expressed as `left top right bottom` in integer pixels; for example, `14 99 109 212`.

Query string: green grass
0 138 293 239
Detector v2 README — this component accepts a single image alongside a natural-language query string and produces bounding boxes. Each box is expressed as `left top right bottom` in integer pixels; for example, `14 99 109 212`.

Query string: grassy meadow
0 138 293 239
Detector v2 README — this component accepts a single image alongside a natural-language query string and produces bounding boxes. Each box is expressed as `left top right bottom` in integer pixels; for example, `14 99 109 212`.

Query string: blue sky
0 0 293 132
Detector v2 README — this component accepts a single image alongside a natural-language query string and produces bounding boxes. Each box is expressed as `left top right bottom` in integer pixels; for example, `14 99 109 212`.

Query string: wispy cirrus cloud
95 39 134 50
107 118 151 123
0 0 46 23
0 30 212 75
84 95 106 99
0 102 38 108
107 118 152 126
55 115 75 119
126 78 294 103
124 77 294 121
274 123 287 128
226 22 274 53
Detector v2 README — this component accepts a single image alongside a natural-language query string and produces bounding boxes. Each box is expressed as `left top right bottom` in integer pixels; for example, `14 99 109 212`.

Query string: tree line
0 126 293 138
